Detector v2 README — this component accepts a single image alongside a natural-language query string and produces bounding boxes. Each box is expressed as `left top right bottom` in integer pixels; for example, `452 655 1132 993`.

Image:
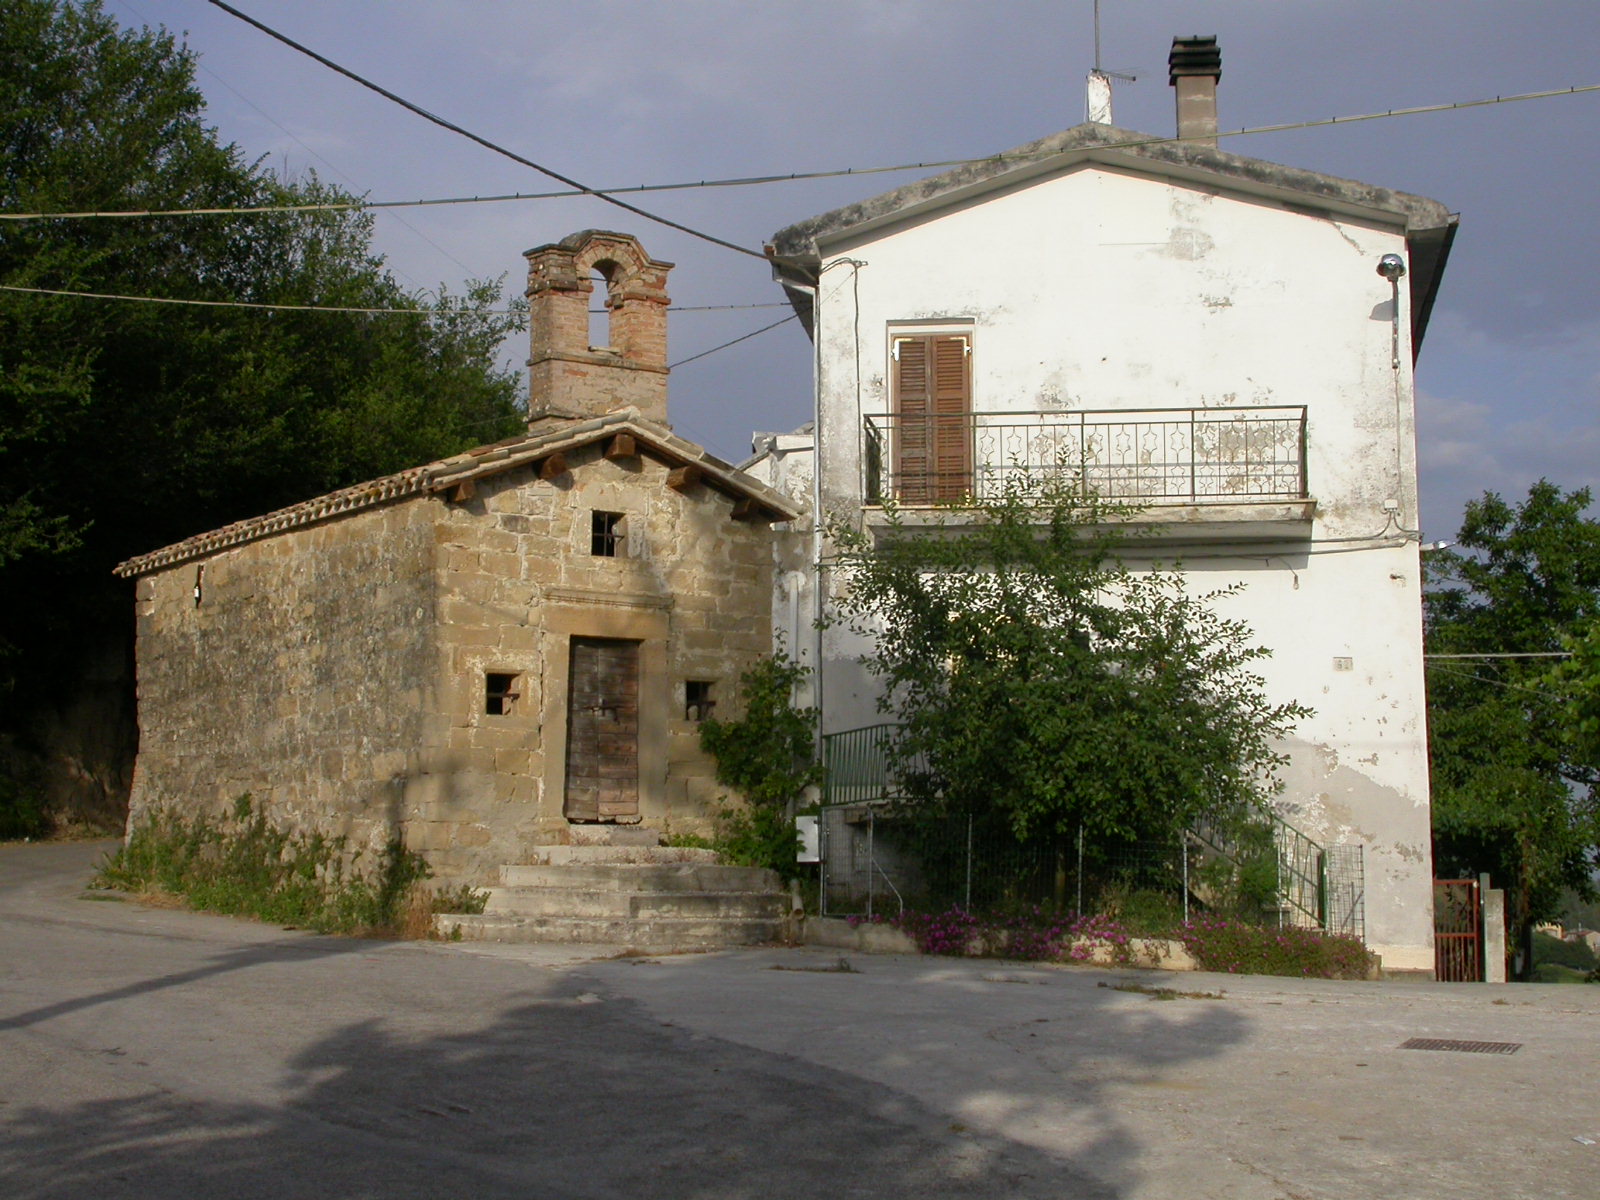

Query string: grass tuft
94 796 433 936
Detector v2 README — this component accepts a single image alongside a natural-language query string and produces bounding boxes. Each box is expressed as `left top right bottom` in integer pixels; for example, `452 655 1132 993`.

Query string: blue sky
106 0 1600 540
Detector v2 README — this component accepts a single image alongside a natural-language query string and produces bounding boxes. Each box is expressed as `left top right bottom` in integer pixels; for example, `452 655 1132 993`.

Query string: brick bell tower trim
524 230 674 427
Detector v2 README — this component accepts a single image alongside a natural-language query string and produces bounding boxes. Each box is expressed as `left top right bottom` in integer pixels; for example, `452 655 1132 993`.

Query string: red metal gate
1433 878 1482 982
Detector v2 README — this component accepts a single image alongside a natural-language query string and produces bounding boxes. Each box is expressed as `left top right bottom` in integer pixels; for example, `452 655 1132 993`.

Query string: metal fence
863 405 1308 507
818 800 1365 942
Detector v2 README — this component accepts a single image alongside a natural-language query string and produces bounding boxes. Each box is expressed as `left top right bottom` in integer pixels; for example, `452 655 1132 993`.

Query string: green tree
0 1 525 829
1425 481 1600 974
828 475 1310 848
697 655 820 878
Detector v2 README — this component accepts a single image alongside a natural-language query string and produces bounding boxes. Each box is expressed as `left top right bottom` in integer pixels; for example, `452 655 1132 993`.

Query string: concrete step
521 845 719 867
500 863 779 893
434 912 784 948
483 886 787 921
565 824 663 847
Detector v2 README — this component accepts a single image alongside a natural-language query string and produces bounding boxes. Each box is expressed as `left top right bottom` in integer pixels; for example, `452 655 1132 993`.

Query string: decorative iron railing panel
863 406 1308 506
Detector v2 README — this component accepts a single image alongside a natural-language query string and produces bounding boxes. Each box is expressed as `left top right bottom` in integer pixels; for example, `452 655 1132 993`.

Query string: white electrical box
795 815 820 863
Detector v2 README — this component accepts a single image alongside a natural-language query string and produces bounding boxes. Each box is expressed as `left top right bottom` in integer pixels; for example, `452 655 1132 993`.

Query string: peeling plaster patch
1314 743 1341 774
1201 294 1234 311
1166 227 1214 261
1390 841 1428 864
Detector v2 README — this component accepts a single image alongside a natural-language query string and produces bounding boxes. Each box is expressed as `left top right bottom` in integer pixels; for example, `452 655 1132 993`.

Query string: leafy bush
0 768 49 840
1532 930 1598 972
1176 915 1375 979
858 905 1143 964
707 804 802 880
698 654 819 878
94 796 432 935
698 655 820 808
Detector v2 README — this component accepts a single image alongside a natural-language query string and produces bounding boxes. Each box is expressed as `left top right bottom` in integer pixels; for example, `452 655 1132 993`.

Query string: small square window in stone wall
685 680 714 722
591 511 624 557
485 672 521 716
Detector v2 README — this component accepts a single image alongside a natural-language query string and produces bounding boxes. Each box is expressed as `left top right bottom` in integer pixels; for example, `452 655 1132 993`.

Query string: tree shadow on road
0 950 1250 1200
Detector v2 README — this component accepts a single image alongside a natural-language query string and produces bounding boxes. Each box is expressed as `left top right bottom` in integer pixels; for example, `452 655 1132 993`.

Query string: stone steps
500 862 777 892
482 885 785 921
436 912 785 948
434 827 790 950
519 845 721 867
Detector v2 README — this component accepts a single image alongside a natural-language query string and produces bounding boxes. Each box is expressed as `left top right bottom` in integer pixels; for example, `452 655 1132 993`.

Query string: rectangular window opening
485 671 521 716
685 680 715 722
591 510 624 557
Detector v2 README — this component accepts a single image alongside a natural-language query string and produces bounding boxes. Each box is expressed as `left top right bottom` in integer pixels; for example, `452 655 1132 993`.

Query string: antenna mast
1087 0 1134 124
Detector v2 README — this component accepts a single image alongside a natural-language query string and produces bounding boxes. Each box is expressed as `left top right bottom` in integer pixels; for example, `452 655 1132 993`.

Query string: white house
756 37 1456 974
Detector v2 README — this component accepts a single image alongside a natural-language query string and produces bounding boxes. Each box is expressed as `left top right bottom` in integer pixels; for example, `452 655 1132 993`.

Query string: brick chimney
1168 35 1221 148
524 230 673 426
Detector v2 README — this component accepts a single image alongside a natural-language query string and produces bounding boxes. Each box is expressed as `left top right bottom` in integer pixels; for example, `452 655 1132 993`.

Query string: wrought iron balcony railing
863 405 1308 507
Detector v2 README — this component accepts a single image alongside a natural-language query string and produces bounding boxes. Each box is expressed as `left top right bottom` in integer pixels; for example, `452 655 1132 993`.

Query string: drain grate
1399 1037 1521 1055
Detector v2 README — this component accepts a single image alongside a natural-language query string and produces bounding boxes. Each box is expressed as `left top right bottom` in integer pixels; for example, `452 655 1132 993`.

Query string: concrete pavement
3 840 1597 1199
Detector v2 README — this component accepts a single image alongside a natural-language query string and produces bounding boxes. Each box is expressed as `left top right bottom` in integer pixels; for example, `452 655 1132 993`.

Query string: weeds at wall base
849 904 1377 980
94 798 441 937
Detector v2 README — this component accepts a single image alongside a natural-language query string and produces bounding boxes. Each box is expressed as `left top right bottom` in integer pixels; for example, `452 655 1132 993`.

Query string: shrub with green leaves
1177 915 1374 979
698 654 820 878
95 796 431 934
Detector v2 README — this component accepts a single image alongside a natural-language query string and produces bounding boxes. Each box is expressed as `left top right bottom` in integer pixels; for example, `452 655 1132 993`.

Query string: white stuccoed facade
758 112 1458 974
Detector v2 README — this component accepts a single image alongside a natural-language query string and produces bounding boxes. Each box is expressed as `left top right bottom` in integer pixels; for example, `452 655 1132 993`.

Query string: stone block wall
128 502 440 856
128 441 778 885
421 444 775 879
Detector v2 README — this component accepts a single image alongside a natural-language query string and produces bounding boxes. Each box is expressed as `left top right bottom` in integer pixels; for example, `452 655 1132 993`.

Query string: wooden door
893 333 972 503
563 637 641 822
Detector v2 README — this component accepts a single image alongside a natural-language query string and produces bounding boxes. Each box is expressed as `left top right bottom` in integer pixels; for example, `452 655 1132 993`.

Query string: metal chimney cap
1169 35 1221 85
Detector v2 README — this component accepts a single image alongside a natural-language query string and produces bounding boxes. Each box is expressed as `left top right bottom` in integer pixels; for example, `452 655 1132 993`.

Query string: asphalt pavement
2 839 1596 1199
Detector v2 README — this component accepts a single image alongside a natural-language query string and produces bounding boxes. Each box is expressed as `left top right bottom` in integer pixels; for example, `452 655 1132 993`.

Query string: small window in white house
685 680 715 722
485 672 521 716
591 511 625 557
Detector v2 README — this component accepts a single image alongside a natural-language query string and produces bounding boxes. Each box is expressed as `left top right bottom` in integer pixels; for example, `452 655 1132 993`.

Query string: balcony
864 405 1309 512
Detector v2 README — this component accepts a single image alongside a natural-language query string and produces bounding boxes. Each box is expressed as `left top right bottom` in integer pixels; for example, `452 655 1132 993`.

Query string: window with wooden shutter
891 332 972 503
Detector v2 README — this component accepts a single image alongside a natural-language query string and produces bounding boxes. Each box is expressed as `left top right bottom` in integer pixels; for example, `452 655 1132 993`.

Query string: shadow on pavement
0 949 1252 1200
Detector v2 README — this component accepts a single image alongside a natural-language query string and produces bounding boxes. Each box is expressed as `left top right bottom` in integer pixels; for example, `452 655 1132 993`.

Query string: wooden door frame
539 590 671 826
562 636 643 822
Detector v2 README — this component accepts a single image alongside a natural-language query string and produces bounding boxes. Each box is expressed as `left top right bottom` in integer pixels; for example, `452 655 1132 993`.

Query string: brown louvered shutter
892 333 971 503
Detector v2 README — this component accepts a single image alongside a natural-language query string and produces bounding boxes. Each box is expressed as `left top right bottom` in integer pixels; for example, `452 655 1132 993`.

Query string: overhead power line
5 80 1596 224
1425 652 1574 660
205 0 768 262
0 283 784 317
669 314 798 369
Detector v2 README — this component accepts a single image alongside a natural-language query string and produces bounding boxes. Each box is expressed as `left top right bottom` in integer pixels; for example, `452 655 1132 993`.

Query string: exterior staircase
434 825 790 950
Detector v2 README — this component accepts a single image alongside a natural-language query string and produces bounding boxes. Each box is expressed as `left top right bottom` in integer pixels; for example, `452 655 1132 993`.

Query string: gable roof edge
114 411 803 578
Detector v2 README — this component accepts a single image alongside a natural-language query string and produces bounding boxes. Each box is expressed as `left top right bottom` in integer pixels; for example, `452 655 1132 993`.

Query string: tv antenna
1092 0 1137 83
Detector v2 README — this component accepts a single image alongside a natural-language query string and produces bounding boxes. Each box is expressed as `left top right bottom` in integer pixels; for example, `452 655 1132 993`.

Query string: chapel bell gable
524 230 674 425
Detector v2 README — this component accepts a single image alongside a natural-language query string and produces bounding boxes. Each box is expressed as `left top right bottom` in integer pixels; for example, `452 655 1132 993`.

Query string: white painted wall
790 161 1435 971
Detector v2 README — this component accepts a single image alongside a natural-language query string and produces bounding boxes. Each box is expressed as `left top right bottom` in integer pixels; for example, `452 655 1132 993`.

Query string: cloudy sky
110 0 1599 541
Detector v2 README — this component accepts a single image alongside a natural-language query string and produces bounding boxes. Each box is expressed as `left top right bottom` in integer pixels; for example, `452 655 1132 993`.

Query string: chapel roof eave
113 410 803 579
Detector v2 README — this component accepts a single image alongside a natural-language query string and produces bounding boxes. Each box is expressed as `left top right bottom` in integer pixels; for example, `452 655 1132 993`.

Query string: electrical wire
0 283 464 316
206 0 767 262
1424 661 1572 703
669 314 798 369
1425 652 1573 660
5 79 1596 225
0 283 786 317
108 0 476 285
